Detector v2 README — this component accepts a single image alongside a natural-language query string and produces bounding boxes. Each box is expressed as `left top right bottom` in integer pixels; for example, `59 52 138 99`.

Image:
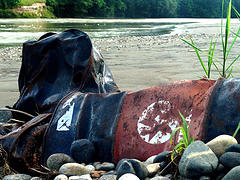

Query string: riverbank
1 33 240 107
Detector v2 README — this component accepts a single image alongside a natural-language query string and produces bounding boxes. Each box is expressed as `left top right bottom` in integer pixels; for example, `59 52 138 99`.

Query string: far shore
1 33 240 107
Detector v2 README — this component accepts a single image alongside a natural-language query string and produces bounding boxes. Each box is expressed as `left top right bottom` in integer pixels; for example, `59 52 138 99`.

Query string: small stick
159 156 178 175
0 108 35 118
29 167 48 175
8 119 25 124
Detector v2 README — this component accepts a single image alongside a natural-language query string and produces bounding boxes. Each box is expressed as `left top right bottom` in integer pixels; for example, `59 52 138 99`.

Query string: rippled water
1 18 238 46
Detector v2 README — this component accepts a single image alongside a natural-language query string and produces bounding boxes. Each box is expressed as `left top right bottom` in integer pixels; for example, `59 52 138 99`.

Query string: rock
118 173 140 180
215 163 225 172
150 176 170 180
47 153 75 171
222 166 240 180
116 160 135 179
116 159 148 180
153 151 171 163
0 110 12 123
69 174 92 180
90 171 106 178
199 176 210 180
85 165 95 171
178 141 218 178
146 163 160 177
54 174 68 180
96 162 115 171
144 155 157 166
98 174 117 180
225 144 240 153
219 152 240 169
30 178 42 180
70 139 95 164
206 135 238 157
3 174 32 180
59 163 90 176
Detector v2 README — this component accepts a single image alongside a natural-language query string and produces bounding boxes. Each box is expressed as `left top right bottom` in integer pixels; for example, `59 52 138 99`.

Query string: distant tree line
1 0 240 18
45 0 240 18
0 0 19 9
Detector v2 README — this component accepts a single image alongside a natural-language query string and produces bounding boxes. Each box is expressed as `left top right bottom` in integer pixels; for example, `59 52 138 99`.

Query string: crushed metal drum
42 79 216 163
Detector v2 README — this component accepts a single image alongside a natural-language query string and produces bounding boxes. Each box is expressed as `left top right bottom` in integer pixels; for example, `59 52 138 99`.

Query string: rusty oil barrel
42 79 216 164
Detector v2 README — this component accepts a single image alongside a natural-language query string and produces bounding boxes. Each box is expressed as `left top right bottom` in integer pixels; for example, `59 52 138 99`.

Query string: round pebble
85 165 95 171
54 174 68 180
118 173 140 180
70 139 95 164
3 174 32 180
59 163 90 176
95 162 115 171
47 153 75 171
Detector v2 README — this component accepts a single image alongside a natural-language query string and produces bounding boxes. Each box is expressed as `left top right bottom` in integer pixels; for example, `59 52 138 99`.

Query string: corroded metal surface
0 113 51 173
114 79 216 162
204 78 240 142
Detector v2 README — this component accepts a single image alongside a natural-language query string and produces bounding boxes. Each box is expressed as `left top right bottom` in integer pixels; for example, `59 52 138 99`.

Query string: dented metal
42 79 216 164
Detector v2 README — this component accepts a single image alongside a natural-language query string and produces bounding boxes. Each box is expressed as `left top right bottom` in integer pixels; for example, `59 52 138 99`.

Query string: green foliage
0 9 18 17
18 0 46 6
182 0 240 79
170 112 195 160
233 121 240 137
0 0 20 9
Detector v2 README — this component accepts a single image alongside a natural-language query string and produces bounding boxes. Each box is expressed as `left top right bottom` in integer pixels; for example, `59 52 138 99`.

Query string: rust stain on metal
113 79 216 162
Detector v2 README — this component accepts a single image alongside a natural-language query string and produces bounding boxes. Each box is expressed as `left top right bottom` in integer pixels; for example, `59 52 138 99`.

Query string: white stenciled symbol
57 103 75 131
137 100 179 144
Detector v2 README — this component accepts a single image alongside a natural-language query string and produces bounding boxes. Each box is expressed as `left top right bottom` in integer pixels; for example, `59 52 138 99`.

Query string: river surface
0 18 239 46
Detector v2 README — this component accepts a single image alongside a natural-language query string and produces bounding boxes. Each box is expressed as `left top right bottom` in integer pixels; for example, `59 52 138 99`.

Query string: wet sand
1 33 240 107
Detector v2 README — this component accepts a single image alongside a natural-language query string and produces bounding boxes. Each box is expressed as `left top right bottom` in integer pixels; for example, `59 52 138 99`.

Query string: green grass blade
179 112 189 145
227 66 233 78
221 0 225 53
233 121 240 137
208 39 213 78
233 6 240 19
227 26 240 59
223 0 232 77
170 127 182 145
181 38 208 76
225 54 240 72
212 61 223 77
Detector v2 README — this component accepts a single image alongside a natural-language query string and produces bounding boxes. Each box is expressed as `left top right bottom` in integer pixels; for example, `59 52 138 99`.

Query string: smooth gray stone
3 174 32 180
85 164 95 171
116 159 148 180
54 174 68 180
220 152 240 169
98 174 117 180
178 141 218 178
222 166 240 180
206 135 237 157
225 144 240 153
153 151 171 163
95 162 115 171
47 153 75 171
150 176 170 180
144 155 157 166
118 173 140 180
70 139 95 164
59 163 90 176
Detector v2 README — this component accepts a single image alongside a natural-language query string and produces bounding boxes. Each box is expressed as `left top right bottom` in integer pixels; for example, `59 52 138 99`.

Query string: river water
0 18 240 107
0 18 238 46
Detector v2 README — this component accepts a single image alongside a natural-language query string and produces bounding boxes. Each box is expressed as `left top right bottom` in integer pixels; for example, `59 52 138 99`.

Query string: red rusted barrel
43 79 216 163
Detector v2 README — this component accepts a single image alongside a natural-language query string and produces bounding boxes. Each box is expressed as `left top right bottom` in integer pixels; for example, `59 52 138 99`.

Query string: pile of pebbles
1 134 240 180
